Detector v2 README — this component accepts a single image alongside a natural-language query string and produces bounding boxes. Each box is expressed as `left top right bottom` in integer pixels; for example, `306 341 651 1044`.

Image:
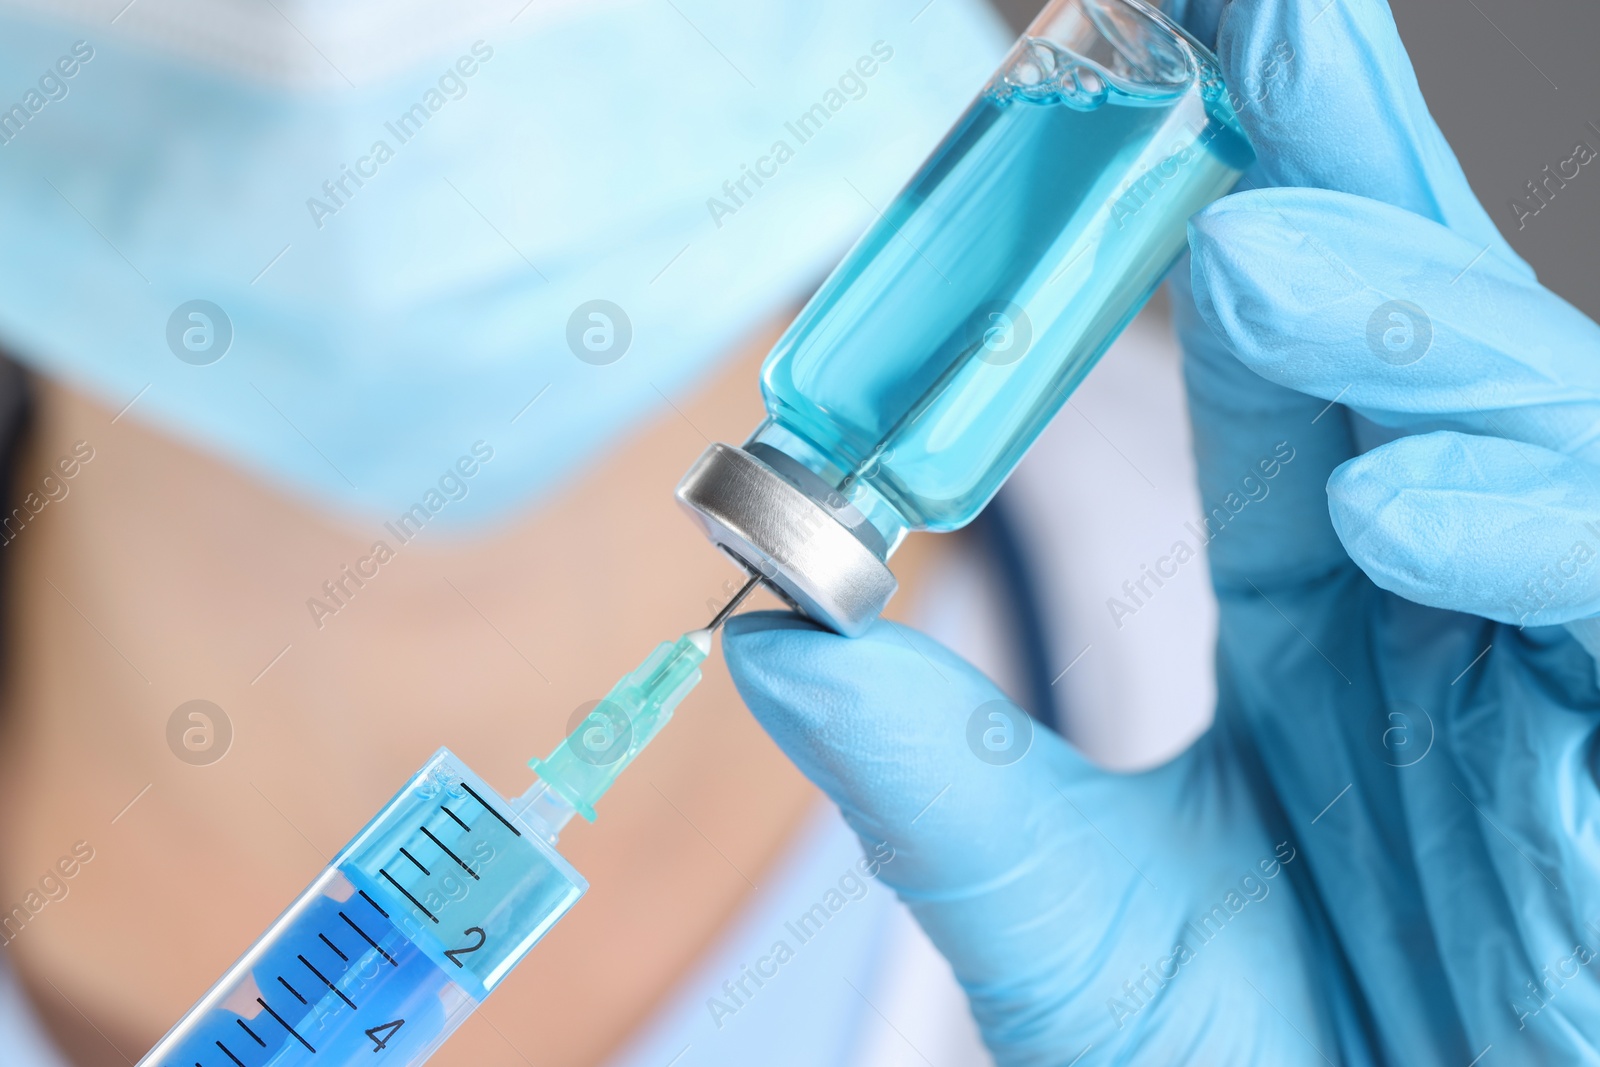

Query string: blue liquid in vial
754 38 1253 548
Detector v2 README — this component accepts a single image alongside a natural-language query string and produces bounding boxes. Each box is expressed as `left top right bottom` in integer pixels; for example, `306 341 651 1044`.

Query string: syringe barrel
137 749 586 1067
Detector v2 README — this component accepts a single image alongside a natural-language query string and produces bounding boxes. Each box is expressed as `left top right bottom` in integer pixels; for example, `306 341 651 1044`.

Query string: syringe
137 577 761 1067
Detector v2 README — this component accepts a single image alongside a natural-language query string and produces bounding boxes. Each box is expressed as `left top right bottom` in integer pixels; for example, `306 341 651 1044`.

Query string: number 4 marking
365 1019 404 1052
444 927 486 967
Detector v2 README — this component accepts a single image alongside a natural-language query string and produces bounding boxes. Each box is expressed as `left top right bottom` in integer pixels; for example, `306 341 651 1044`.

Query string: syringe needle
705 572 762 634
528 573 762 827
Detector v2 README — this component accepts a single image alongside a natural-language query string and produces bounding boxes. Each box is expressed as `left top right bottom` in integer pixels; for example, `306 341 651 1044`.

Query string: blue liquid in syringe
140 751 585 1067
143 632 710 1067
162 876 466 1065
757 38 1253 538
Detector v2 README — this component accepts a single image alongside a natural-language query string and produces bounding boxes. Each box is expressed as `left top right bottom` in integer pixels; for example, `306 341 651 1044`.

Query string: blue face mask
0 0 1008 527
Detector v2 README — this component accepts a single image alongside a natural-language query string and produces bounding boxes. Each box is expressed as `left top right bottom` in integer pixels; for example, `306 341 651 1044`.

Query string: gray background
988 0 1600 320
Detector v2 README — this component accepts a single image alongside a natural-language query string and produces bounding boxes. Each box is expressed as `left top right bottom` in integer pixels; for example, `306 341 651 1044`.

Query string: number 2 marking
443 927 486 967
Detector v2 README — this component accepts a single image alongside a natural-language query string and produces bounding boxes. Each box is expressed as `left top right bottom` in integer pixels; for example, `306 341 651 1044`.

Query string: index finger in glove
1168 0 1504 591
1190 189 1600 463
1214 0 1523 253
1331 430 1600 626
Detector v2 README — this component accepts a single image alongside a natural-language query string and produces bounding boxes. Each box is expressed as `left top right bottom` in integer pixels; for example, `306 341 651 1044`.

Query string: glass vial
678 0 1253 635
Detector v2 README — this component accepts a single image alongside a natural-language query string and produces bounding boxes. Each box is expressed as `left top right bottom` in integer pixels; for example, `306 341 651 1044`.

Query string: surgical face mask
0 0 1009 528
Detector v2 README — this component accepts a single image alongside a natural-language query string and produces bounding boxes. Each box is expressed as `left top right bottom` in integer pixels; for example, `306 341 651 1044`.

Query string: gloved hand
724 1 1600 1063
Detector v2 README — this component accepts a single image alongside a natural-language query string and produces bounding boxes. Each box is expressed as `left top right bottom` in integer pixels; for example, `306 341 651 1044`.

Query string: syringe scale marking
317 933 348 962
338 911 396 966
198 881 402 1066
376 869 438 923
299 955 356 1009
417 826 479 879
255 995 315 1052
457 782 520 836
355 890 388 918
143 620 715 1067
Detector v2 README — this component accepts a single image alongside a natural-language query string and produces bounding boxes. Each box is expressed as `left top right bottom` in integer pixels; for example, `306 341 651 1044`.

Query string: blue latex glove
724 1 1600 1063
